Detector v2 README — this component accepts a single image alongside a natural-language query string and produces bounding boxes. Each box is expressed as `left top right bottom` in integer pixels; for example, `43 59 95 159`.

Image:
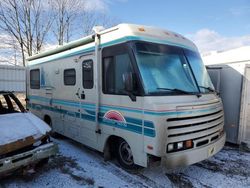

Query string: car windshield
133 42 214 95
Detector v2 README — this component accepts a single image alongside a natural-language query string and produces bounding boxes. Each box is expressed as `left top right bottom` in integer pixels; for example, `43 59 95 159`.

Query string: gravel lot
1 136 250 188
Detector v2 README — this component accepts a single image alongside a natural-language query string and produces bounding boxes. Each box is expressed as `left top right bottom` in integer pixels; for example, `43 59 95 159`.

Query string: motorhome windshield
133 42 214 95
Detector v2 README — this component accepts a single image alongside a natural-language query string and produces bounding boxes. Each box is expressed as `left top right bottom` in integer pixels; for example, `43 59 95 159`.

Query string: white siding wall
203 46 250 147
202 46 250 75
0 65 26 92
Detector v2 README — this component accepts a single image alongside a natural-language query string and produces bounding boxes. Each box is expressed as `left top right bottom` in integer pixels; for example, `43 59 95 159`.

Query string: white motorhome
26 24 226 169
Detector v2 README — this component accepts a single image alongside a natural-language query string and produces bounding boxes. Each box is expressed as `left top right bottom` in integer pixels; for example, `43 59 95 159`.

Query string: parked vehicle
0 91 58 176
26 24 225 169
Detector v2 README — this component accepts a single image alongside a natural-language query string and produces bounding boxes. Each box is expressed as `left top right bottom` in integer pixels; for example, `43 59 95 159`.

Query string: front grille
167 109 224 143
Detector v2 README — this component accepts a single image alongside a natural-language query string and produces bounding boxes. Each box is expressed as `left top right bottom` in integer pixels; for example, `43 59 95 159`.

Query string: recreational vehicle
26 24 226 169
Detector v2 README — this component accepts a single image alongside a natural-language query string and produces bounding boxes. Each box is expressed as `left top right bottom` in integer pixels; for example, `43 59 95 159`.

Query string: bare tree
0 0 119 66
51 0 120 44
0 0 53 66
51 0 83 45
0 33 21 65
81 11 120 36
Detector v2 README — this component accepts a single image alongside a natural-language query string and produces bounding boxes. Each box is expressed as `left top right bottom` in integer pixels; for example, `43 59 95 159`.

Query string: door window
82 60 94 89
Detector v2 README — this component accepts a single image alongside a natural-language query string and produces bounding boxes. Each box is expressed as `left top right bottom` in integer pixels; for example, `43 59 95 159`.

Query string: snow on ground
1 137 250 188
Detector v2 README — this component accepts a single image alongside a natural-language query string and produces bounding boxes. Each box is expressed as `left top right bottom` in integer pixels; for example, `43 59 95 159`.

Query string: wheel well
104 135 124 160
44 115 51 125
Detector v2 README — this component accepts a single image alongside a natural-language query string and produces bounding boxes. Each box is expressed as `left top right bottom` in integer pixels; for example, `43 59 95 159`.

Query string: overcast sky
93 0 250 53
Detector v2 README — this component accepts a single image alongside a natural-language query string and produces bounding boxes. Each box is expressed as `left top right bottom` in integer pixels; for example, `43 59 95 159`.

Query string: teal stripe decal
28 95 221 117
99 118 143 135
29 102 155 137
144 121 154 128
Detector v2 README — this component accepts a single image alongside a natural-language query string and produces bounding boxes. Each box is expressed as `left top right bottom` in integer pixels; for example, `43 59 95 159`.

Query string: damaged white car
0 91 58 176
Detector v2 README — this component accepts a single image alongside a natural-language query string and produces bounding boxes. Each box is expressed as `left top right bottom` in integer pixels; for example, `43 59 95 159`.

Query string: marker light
138 27 145 32
147 145 153 150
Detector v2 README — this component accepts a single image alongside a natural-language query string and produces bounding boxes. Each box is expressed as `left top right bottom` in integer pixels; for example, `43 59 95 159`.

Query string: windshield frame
130 41 214 96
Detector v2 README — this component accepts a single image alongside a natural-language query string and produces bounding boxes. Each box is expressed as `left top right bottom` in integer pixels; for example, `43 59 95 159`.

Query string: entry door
77 56 98 148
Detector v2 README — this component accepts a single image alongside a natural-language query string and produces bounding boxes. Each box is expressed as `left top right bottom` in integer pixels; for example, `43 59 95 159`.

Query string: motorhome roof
27 23 198 65
117 23 196 48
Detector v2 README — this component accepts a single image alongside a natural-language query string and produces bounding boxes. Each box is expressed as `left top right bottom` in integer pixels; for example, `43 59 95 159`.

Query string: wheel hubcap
119 141 133 165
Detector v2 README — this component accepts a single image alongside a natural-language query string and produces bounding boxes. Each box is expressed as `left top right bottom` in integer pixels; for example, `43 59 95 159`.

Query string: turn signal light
185 140 193 149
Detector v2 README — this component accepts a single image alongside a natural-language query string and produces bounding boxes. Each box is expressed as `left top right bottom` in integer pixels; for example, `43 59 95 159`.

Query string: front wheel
44 117 59 138
117 139 136 169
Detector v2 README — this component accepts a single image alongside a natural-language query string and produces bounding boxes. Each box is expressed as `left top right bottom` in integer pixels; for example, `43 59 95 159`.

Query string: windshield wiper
198 85 215 92
156 88 202 98
156 87 190 94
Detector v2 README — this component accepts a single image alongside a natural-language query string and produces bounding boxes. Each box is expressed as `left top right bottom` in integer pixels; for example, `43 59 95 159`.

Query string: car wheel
36 158 49 168
117 139 136 169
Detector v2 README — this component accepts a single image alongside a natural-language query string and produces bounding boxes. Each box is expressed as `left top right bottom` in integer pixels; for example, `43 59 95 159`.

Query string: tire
44 117 58 138
117 139 136 169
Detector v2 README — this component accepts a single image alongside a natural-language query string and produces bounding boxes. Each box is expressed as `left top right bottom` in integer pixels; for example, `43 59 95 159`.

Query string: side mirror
123 72 136 101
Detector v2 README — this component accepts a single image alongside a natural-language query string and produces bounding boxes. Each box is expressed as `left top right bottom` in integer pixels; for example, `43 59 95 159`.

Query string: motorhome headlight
177 142 183 149
167 140 193 153
167 144 174 152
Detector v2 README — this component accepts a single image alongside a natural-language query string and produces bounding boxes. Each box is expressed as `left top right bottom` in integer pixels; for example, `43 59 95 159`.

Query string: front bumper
162 133 226 168
0 142 58 175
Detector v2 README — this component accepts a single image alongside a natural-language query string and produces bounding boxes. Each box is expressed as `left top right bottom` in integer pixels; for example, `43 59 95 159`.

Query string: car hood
0 112 51 147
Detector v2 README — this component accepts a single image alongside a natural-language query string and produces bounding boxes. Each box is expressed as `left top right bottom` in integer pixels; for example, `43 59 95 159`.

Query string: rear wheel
117 139 136 169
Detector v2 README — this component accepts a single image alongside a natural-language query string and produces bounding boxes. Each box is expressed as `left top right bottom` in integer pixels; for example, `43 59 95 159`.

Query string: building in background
203 46 250 149
0 65 26 92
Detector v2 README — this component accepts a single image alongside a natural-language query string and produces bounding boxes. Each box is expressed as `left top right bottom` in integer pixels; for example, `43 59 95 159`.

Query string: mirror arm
128 93 136 102
124 90 136 102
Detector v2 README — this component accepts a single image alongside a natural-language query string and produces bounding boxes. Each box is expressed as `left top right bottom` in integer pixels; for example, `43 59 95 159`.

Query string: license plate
208 146 216 157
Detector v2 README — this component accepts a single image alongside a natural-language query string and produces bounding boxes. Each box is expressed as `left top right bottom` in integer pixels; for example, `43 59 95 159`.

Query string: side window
64 69 76 85
102 44 133 95
30 69 40 89
82 60 93 89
